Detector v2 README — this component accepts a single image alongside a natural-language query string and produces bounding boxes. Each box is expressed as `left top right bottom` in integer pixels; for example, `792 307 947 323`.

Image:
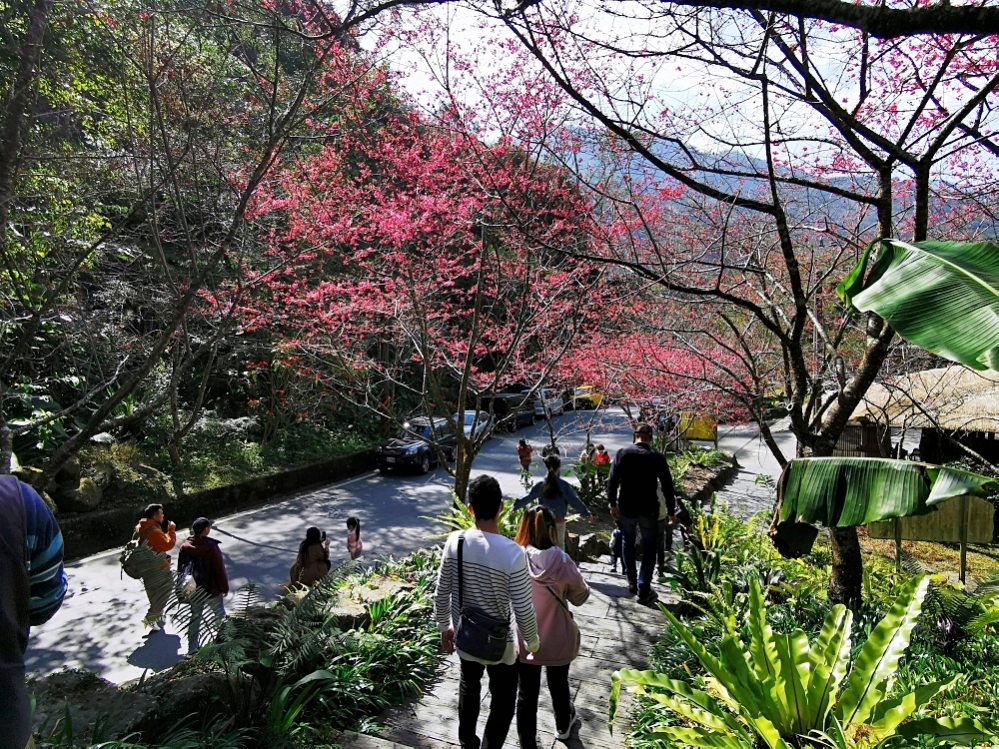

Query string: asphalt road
25 408 639 686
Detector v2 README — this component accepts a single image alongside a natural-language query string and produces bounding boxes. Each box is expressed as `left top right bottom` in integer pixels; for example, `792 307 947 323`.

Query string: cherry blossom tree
389 4 999 605
223 72 609 496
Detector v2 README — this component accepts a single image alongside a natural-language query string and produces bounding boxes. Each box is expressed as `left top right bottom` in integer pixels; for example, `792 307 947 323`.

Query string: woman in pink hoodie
514 506 590 746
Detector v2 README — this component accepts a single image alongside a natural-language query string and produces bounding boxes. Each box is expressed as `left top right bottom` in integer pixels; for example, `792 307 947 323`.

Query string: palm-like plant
838 239 999 372
610 575 997 747
770 457 999 558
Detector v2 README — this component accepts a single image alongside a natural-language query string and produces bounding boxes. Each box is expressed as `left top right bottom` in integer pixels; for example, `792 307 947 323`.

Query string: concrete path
339 558 666 749
25 409 639 686
714 423 796 520
337 422 797 749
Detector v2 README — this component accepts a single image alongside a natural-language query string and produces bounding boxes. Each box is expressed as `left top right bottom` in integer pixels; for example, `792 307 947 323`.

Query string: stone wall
59 450 376 560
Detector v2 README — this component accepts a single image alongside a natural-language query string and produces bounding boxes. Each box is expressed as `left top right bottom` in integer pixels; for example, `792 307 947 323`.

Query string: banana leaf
775 457 999 528
837 239 999 371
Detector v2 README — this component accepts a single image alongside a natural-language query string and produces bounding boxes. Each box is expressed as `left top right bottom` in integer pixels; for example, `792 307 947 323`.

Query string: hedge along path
339 557 670 748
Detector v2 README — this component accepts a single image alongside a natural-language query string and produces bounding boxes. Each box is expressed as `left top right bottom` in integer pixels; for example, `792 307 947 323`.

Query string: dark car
480 392 535 432
376 417 457 474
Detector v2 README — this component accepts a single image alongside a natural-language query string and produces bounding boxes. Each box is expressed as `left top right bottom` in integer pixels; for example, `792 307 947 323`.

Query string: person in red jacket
177 517 229 654
134 503 177 630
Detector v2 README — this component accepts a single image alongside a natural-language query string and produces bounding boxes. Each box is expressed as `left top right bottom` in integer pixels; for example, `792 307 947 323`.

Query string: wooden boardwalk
340 558 670 748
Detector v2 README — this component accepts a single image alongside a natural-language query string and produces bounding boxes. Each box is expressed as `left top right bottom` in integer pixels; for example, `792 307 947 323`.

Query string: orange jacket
135 518 177 569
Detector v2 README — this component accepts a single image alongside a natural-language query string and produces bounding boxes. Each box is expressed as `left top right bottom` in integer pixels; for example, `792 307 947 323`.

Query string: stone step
338 731 414 748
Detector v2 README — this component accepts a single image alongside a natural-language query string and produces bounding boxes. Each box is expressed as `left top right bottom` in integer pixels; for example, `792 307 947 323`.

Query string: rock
90 432 115 444
577 532 610 561
90 462 117 491
13 465 47 490
30 668 158 741
56 477 103 513
328 577 413 630
565 533 580 562
134 464 172 502
55 455 82 488
39 490 59 514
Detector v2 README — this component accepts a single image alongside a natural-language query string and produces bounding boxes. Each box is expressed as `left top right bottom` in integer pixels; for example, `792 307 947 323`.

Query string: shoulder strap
545 584 570 612
457 533 465 609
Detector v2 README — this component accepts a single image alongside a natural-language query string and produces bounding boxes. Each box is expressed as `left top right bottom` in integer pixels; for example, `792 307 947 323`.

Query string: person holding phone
134 503 177 630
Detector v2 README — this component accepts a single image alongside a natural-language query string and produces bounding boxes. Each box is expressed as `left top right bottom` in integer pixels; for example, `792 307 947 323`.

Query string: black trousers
458 657 518 748
516 661 572 748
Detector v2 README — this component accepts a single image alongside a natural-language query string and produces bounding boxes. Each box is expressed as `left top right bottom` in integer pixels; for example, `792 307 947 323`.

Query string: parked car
480 392 535 432
528 387 565 419
455 410 495 442
376 417 457 474
571 384 604 410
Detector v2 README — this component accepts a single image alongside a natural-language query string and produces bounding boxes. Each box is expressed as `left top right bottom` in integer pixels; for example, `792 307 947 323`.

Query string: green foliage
568 459 609 507
776 457 999 528
613 575 998 747
838 239 999 371
668 449 729 483
424 493 525 539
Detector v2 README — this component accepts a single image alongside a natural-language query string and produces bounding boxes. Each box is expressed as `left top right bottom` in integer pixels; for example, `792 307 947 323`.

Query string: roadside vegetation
620 501 999 748
33 550 443 748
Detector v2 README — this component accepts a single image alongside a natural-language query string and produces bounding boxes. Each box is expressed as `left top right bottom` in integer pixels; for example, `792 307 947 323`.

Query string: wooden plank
868 495 994 543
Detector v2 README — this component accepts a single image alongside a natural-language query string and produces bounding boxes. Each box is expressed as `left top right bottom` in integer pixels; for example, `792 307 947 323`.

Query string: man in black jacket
607 423 675 605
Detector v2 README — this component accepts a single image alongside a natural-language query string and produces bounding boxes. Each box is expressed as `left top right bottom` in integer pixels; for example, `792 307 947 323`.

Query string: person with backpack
134 503 177 630
177 517 228 654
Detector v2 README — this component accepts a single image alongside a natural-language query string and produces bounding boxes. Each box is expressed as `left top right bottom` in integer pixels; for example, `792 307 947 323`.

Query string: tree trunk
828 526 863 610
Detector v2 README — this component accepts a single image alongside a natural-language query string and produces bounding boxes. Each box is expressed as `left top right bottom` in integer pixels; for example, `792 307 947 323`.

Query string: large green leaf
894 715 999 745
805 604 852 730
837 239 999 370
867 677 956 736
776 457 999 528
837 575 929 727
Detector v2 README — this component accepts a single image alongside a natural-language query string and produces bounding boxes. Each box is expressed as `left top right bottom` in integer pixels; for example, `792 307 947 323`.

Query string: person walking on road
135 503 177 630
607 423 676 605
177 517 228 654
1 477 67 749
290 526 331 587
514 454 592 549
514 506 589 747
346 516 363 560
434 474 540 749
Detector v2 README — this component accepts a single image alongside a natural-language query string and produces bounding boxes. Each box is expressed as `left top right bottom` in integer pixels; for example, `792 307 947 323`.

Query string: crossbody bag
454 533 511 662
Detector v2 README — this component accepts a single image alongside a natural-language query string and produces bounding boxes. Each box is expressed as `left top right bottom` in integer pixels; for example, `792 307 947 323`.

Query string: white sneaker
556 705 581 740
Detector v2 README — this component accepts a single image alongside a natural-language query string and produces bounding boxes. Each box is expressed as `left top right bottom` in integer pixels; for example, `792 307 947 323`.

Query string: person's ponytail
542 454 561 498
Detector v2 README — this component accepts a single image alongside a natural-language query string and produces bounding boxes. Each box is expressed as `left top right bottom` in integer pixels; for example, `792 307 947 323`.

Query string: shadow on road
127 630 182 671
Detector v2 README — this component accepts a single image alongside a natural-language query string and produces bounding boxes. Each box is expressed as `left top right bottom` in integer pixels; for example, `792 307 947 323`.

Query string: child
610 527 623 573
346 516 362 560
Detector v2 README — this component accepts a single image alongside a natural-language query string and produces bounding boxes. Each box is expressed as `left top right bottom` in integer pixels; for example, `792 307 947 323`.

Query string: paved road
25 409 639 686
26 411 794 686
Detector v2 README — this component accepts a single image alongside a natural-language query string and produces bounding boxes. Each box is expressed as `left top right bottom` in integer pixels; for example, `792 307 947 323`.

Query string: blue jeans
619 514 658 596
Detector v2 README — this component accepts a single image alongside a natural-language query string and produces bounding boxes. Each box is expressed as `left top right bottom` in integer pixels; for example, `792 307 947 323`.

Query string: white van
533 387 565 419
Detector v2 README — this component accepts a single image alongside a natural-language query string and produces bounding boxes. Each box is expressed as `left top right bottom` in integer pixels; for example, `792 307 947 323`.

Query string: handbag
454 534 510 662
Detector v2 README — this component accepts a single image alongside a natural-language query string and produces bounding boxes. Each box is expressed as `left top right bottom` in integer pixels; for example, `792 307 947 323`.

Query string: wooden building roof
849 365 999 432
